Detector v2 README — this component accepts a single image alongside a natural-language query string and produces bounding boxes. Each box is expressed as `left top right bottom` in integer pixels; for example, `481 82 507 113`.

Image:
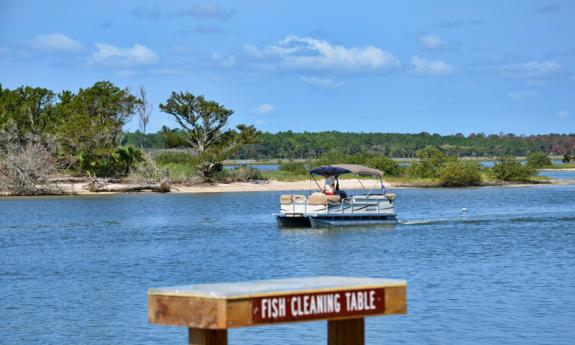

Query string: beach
51 175 574 196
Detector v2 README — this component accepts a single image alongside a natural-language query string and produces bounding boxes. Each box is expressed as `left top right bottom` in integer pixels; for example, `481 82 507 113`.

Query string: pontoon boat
275 164 398 227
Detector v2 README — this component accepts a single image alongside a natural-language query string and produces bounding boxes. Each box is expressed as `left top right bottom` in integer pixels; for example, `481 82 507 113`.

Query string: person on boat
323 175 336 195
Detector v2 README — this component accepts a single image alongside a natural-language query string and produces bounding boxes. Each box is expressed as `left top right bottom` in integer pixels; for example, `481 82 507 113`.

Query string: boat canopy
310 164 383 178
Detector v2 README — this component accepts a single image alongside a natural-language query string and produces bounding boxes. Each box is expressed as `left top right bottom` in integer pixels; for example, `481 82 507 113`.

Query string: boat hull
275 214 311 227
308 214 398 228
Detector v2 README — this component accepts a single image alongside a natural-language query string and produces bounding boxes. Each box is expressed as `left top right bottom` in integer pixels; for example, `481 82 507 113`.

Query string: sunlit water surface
1 184 575 344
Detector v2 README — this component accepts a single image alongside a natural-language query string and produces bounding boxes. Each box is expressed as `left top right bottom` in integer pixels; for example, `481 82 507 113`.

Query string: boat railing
282 193 393 215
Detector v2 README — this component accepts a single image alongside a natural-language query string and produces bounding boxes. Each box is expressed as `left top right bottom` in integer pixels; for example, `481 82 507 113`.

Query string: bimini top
310 164 383 177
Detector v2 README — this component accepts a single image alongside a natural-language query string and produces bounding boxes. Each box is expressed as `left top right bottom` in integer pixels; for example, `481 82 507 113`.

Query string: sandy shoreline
40 176 574 196
62 179 393 195
2 169 574 197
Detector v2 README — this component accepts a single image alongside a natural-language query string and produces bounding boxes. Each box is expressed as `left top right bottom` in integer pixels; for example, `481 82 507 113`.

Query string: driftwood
84 178 170 193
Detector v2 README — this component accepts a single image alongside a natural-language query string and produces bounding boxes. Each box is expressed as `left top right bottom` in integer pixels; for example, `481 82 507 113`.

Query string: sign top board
148 276 406 300
148 276 407 329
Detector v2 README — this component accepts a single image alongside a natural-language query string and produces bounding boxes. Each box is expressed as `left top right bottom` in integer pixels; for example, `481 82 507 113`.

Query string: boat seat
326 195 341 204
279 194 306 204
292 194 306 203
307 193 328 205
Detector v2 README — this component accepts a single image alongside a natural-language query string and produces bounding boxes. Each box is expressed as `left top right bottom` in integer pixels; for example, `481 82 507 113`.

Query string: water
538 169 575 180
1 184 575 344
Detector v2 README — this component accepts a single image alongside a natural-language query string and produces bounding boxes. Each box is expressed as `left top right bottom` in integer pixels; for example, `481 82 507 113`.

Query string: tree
437 160 482 187
56 81 139 169
0 84 57 146
491 156 535 181
526 151 551 168
367 155 401 177
136 86 152 149
407 146 446 178
160 92 258 179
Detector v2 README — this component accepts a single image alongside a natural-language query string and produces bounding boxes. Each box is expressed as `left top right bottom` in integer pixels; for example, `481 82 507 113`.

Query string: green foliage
118 129 575 161
406 146 446 178
310 151 401 176
160 126 188 148
279 161 307 175
563 154 572 163
366 156 401 177
160 92 258 179
526 151 551 168
121 130 166 149
79 146 143 177
0 85 57 145
234 131 575 160
154 151 197 166
58 81 140 167
491 156 535 181
0 81 141 177
437 160 482 187
311 151 366 167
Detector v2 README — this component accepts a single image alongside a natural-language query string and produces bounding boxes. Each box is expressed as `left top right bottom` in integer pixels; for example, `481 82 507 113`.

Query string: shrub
563 154 572 163
526 151 551 168
437 160 482 187
279 161 308 175
224 165 264 182
78 146 144 177
367 156 401 176
491 156 535 181
406 146 446 178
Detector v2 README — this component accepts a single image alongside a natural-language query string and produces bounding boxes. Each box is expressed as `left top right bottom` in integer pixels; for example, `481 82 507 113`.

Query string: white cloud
91 43 158 66
246 35 400 73
210 53 236 67
410 56 454 76
419 34 448 49
509 90 539 100
28 33 83 52
300 76 345 88
501 60 561 78
255 104 274 115
557 110 571 119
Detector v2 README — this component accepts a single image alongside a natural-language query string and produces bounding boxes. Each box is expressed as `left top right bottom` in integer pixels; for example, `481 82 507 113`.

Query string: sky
0 0 574 135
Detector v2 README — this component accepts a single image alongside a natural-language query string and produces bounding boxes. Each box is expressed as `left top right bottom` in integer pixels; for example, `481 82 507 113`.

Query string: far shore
3 174 574 198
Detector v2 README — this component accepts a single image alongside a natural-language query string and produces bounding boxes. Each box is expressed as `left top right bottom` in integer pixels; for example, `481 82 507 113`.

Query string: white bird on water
461 208 468 213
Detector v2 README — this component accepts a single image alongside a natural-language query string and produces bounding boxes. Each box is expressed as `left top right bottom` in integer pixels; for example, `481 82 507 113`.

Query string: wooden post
189 328 228 345
328 318 364 345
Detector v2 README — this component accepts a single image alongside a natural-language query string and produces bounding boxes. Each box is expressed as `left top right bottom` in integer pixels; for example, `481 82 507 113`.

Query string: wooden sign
148 276 406 329
252 288 385 323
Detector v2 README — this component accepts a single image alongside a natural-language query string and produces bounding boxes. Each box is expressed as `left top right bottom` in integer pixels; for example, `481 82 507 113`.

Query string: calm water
1 184 575 344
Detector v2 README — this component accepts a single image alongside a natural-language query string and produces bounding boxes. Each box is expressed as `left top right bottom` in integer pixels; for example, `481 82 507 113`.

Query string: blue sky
1 0 573 134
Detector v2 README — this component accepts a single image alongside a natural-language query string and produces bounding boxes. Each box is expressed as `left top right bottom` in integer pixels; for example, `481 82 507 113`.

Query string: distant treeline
124 130 575 159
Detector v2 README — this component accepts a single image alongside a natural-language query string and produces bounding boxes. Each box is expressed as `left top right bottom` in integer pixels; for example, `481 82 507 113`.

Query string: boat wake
399 214 575 227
